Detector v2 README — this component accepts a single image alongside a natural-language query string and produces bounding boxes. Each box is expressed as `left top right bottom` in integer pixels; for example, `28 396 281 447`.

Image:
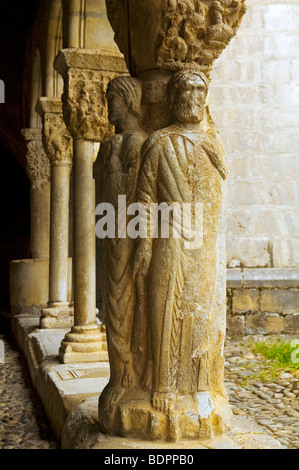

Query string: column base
40 302 74 329
59 324 108 363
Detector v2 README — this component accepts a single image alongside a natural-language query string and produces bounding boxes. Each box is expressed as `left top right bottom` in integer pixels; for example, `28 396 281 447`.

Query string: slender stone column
36 97 74 329
54 49 127 363
21 128 51 260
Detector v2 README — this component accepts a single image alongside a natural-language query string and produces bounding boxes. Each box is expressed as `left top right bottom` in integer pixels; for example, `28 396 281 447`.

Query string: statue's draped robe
137 125 227 396
103 131 146 386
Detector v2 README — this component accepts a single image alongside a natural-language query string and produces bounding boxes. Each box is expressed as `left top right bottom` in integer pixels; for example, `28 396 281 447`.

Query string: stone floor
0 311 298 449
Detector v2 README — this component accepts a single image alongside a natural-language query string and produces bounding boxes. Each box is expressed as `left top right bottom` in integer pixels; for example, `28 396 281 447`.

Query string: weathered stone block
226 238 271 268
245 313 266 335
232 289 259 314
260 289 299 314
264 314 284 334
273 239 299 268
226 315 245 336
284 314 299 334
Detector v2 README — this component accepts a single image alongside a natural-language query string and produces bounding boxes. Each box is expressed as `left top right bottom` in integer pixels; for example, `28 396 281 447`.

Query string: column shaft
73 139 96 325
30 183 50 259
49 163 71 304
36 97 74 329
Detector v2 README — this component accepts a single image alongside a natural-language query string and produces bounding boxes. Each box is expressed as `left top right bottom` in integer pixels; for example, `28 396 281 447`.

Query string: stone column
36 97 74 329
21 128 51 260
97 0 247 443
54 49 127 363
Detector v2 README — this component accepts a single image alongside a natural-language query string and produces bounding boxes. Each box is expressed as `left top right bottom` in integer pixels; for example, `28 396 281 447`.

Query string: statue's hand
133 242 152 282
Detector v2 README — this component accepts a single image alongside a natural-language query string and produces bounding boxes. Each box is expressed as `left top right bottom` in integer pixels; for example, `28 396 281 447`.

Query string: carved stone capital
36 98 73 166
21 128 51 188
54 49 128 142
106 0 247 76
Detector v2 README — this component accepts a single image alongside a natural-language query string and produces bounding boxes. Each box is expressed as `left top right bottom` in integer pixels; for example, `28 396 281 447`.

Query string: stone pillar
21 128 51 260
54 49 127 363
97 0 247 443
36 97 74 329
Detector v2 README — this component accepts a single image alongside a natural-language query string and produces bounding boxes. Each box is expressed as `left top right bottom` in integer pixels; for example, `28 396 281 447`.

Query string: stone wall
208 0 299 334
226 268 299 335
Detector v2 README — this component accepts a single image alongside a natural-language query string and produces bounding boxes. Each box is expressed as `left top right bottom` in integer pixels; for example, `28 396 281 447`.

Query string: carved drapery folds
99 0 247 443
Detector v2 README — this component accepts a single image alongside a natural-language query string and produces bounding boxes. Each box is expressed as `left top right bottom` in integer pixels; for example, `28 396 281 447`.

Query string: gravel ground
0 310 298 449
0 314 59 449
225 335 299 449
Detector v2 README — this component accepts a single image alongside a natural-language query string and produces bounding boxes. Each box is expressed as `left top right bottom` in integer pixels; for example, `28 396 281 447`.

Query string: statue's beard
173 102 204 124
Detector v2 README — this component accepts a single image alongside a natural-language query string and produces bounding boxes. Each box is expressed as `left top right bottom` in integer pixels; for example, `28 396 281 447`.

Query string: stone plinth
9 257 73 317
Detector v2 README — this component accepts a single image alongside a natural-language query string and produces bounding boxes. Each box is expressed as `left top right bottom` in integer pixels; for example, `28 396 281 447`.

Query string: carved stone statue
99 76 148 412
99 70 231 442
100 0 247 444
135 69 228 414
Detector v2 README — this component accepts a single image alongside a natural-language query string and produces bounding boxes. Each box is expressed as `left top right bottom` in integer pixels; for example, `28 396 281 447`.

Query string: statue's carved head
106 76 142 129
167 69 209 125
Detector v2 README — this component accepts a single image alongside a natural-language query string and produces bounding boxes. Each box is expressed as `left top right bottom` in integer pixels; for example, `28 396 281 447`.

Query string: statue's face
106 91 127 128
172 77 207 124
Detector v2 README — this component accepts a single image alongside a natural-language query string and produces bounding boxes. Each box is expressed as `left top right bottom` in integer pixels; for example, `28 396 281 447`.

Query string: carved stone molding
54 49 128 142
36 98 73 166
22 129 51 189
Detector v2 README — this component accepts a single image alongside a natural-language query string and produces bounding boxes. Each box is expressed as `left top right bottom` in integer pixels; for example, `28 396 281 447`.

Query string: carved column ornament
54 49 128 363
42 113 73 165
54 49 128 141
22 129 51 190
36 98 74 329
106 0 247 77
97 0 247 444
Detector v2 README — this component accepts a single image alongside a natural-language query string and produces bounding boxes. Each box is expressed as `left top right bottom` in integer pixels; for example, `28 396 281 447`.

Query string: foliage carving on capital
62 69 119 142
25 140 51 188
42 113 73 165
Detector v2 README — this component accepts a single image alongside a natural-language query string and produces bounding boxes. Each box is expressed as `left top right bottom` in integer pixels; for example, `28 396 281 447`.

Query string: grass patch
249 338 299 375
